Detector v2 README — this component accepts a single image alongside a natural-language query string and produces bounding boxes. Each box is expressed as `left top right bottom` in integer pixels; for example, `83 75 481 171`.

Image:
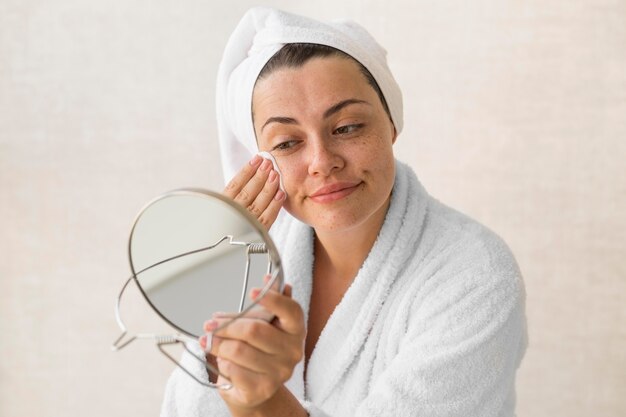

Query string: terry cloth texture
160 160 528 417
216 6 403 184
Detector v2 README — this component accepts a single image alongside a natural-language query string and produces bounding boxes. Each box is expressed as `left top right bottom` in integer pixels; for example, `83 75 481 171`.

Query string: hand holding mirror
111 189 284 389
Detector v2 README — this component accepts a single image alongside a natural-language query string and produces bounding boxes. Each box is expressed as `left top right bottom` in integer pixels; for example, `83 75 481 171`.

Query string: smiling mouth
309 182 362 203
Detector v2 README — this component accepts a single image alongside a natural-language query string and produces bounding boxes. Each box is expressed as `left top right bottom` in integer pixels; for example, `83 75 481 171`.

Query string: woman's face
252 56 397 234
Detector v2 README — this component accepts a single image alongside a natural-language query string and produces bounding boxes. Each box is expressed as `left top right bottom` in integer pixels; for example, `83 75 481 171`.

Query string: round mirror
127 188 283 338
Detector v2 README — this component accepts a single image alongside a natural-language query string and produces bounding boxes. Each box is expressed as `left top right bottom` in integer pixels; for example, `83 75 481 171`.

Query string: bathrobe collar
278 160 428 403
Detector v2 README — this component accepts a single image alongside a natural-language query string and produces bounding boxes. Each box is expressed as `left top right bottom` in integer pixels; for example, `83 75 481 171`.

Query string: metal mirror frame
111 188 284 389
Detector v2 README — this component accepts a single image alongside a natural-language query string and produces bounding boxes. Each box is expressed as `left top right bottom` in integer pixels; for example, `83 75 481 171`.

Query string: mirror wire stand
112 235 278 389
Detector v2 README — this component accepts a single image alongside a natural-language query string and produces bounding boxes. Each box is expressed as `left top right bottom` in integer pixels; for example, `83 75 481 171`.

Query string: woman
162 7 526 417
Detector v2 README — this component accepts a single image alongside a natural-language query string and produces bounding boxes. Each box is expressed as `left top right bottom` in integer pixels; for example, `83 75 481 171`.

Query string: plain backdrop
1 0 624 416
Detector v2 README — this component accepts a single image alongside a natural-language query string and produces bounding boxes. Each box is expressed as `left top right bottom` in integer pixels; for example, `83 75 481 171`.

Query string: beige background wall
1 0 624 416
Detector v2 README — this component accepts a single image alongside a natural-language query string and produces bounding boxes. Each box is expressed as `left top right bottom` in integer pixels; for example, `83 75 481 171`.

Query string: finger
211 337 278 375
212 336 296 383
260 275 287 294
234 159 273 208
247 169 280 219
251 288 304 335
209 317 290 355
223 155 263 199
211 307 272 322
283 283 292 298
216 357 278 398
199 334 208 350
211 311 239 319
257 188 286 229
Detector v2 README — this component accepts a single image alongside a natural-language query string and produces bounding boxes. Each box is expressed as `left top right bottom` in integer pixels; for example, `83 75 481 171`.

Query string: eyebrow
261 116 298 132
260 98 371 132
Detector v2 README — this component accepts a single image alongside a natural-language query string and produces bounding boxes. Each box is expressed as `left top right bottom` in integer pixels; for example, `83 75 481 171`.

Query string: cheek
355 136 396 193
274 156 305 198
278 163 306 219
354 134 394 167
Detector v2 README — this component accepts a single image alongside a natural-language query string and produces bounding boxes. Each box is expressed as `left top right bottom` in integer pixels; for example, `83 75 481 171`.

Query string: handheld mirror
112 189 283 389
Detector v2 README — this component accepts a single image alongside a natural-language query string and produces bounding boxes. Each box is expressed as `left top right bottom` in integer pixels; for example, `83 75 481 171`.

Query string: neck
313 196 391 281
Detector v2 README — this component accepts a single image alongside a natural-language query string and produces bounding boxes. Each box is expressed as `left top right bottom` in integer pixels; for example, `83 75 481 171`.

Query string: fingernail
199 335 207 349
260 159 271 171
249 155 262 166
251 288 261 300
274 190 285 201
268 170 277 182
204 320 218 332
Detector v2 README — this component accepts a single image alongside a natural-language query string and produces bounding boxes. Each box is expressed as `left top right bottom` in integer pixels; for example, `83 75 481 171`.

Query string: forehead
252 56 374 118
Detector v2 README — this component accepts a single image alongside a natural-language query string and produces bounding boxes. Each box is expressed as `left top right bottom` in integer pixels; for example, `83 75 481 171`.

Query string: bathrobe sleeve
160 344 231 417
305 238 527 417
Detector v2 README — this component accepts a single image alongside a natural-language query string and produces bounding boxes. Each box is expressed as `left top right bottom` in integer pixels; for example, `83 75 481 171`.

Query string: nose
307 136 344 177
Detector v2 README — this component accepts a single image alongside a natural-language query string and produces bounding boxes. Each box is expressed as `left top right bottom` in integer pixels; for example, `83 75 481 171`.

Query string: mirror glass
128 189 282 338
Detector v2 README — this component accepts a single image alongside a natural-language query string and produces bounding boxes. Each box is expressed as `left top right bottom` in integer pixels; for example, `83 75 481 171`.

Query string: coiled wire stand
111 235 278 390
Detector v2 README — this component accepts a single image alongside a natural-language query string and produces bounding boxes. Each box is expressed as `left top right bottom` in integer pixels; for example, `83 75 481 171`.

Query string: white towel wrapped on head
216 6 403 183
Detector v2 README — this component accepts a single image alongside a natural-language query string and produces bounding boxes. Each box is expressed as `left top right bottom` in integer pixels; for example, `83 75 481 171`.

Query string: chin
306 211 372 233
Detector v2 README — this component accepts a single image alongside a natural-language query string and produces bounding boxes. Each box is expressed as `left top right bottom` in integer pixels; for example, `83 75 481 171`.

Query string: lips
309 181 362 203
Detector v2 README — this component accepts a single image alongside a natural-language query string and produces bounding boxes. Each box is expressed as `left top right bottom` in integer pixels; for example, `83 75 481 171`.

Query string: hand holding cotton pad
257 151 286 197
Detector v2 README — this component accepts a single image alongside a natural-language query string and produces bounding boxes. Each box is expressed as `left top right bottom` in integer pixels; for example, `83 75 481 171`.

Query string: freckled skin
252 56 397 234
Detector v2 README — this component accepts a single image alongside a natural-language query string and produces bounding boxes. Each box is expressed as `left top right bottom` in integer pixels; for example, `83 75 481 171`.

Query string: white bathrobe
160 160 527 417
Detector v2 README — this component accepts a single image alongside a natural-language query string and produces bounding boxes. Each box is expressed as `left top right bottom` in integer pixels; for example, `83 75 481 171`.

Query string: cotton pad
257 151 286 197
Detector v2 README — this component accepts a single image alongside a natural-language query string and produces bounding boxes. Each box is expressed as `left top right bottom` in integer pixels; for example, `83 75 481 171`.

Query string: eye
333 124 363 135
273 139 300 151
